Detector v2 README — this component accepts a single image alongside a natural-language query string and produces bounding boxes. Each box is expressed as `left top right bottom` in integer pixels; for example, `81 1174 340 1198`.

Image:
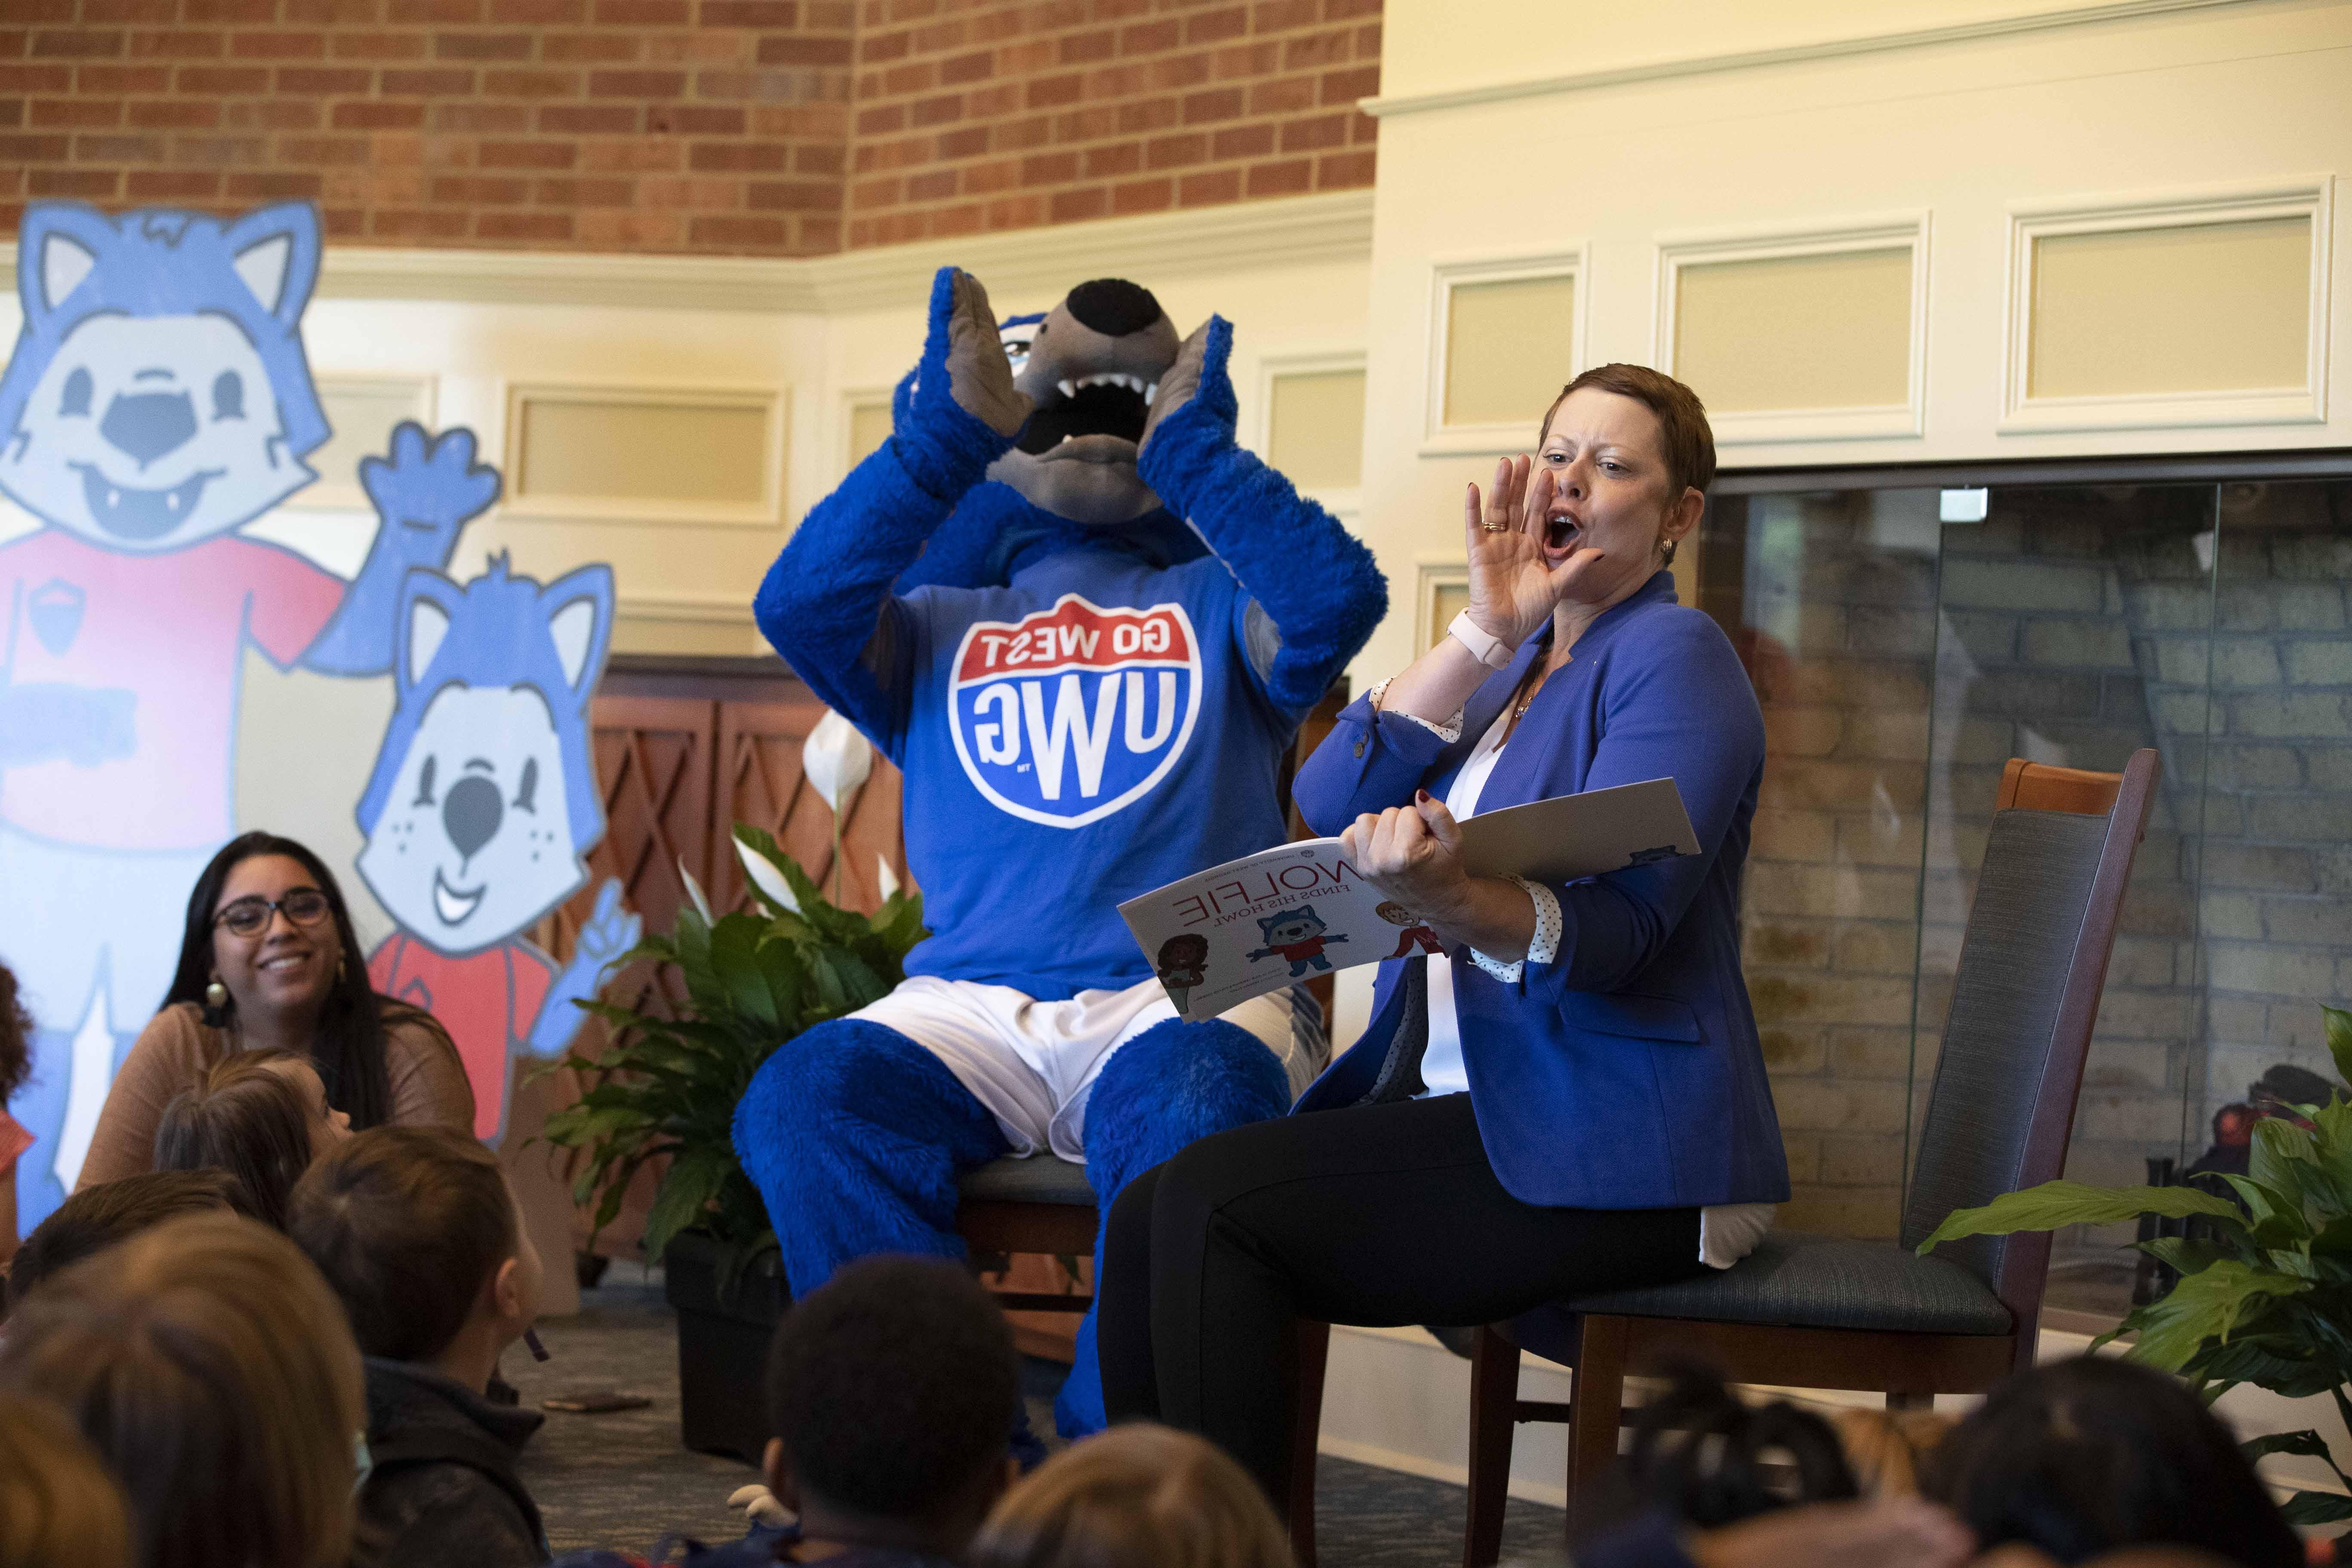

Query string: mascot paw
727 1483 796 1530
926 268 1030 438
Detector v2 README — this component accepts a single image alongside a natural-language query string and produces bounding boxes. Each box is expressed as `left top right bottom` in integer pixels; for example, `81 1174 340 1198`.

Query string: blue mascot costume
737 267 1384 1440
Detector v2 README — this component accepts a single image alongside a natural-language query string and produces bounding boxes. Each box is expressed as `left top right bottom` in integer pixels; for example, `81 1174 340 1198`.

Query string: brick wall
0 0 1380 254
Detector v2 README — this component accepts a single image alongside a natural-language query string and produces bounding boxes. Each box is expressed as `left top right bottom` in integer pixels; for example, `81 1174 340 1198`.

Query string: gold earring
205 978 229 1010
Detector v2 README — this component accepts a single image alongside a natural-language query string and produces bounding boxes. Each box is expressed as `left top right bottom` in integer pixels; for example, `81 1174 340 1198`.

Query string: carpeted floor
505 1265 1571 1567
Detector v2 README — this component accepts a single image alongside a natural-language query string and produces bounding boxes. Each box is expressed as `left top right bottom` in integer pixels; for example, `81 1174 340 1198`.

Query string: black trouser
1098 1093 1706 1510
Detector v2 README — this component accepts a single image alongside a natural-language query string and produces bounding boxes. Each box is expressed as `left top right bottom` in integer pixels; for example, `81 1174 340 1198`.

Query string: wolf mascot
0 204 486 1220
738 268 1384 1439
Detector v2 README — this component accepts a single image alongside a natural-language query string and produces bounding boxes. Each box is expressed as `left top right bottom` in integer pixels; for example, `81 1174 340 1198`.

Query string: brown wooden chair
1429 748 2161 1565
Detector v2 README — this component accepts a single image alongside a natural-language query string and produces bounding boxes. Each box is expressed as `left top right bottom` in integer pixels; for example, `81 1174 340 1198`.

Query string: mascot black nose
444 774 503 863
1066 279 1163 338
100 391 198 469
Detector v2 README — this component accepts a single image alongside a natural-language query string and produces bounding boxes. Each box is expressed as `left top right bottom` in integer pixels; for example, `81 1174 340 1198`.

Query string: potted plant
1921 1004 2352 1537
541 823 925 1463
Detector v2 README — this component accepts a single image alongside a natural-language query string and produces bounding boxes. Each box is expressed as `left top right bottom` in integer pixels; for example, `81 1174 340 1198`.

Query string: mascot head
0 202 329 553
986 278 1179 526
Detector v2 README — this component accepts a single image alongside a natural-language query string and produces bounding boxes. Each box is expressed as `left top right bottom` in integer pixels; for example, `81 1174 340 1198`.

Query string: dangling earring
203 977 231 1028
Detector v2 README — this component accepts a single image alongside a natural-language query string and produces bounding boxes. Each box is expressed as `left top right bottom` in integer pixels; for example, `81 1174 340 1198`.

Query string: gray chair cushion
958 1156 1097 1207
1512 1231 2011 1363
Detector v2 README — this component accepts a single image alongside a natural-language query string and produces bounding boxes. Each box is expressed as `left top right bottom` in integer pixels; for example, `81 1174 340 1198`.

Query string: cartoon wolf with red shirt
0 202 489 1225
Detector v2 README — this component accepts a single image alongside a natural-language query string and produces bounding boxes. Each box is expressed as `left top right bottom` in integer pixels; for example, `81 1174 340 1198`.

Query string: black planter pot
664 1231 789 1464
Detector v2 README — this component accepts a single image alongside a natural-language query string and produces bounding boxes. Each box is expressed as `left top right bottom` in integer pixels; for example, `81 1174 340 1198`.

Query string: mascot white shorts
848 975 1315 1163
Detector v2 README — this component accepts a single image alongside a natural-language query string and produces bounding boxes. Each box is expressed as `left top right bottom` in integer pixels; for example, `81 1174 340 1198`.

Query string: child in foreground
3 1168 240 1312
968 1423 1293 1568
0 1211 366 1568
154 1048 346 1229
288 1124 549 1568
0 1389 136 1568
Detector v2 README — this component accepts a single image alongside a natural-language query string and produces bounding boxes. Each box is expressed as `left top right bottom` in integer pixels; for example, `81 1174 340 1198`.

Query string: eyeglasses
213 888 333 939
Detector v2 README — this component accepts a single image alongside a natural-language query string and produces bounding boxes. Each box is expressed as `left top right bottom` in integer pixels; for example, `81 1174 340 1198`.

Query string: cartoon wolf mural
0 202 490 1227
356 551 639 1145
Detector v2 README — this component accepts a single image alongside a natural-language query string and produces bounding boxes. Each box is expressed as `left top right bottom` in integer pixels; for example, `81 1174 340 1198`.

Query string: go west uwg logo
947 594 1202 828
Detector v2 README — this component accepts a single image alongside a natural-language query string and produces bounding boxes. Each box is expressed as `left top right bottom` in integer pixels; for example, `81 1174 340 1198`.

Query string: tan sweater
76 1001 477 1191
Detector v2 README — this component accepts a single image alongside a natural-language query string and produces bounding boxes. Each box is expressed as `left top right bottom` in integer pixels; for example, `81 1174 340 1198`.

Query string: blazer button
1354 739 1366 758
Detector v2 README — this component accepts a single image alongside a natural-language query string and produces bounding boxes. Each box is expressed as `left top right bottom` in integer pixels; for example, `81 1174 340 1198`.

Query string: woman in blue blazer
1097 364 1788 1508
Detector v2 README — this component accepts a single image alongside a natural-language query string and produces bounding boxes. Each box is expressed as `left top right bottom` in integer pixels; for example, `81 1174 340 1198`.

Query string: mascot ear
17 204 114 322
223 203 322 326
539 564 614 710
396 569 462 697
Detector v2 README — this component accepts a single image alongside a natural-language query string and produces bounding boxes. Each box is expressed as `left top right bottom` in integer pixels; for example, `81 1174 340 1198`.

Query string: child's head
0 1390 136 1568
153 1050 337 1230
764 1255 1019 1549
1922 1356 2302 1568
968 1423 1294 1568
6 1170 241 1311
0 1212 365 1568
286 1124 540 1369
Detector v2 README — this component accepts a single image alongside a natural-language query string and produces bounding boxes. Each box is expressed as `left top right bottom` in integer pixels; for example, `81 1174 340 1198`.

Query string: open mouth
72 464 218 541
1545 509 1583 555
257 949 313 975
1017 373 1159 456
433 869 487 927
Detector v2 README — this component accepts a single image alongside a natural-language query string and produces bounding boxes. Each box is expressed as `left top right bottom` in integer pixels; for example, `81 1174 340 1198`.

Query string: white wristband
1448 610 1516 671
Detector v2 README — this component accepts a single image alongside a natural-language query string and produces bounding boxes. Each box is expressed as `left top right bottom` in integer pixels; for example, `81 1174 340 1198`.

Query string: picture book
1119 777 1699 1019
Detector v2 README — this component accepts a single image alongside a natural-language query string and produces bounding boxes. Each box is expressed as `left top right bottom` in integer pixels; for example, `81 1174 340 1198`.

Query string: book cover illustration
1120 777 1698 1020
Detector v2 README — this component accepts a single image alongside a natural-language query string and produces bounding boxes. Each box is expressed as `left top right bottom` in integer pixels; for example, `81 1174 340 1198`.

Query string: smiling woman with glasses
74 831 474 1192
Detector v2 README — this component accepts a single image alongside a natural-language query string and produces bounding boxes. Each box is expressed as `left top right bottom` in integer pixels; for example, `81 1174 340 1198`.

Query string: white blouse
1371 680 1775 1271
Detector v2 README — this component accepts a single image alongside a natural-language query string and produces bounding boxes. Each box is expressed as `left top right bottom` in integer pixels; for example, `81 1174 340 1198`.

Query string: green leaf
2325 1005 2352 1091
2128 1261 2310 1372
2220 1173 2315 1247
2134 1236 2234 1277
2279 1491 2352 1526
644 1145 732 1261
1917 1180 2248 1255
2242 1428 2352 1491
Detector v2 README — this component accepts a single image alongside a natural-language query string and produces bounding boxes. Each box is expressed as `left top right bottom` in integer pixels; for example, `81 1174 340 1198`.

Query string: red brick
537 102 638 131
1243 155 1308 196
225 169 325 198
172 63 266 89
127 98 222 128
542 31 639 59
1175 165 1237 205
665 103 744 131
900 166 954 200
332 101 428 128
1246 73 1313 115
484 67 582 93
477 210 573 239
334 30 429 56
30 168 123 196
1280 30 1348 69
126 169 226 198
387 0 481 18
1277 109 1345 151
185 0 278 21
1317 64 1375 104
579 135 678 168
1058 28 1112 64
531 174 629 202
755 34 850 65
371 207 470 237
1252 0 1317 29
31 96 122 126
746 176 838 209
0 132 68 159
936 47 989 83
1048 184 1104 223
689 213 785 245
227 28 325 57
380 65 474 92
33 30 125 57
432 173 529 200
1210 121 1270 159
429 101 530 129
127 29 225 58
0 102 23 129
277 134 374 162
488 0 583 20
688 139 783 170
1182 6 1244 45
74 130 164 159
1314 145 1372 187
1023 69 1080 108
578 208 685 246
1181 86 1242 123
0 66 73 93
435 31 535 58
1114 96 1178 135
1119 18 1177 53
859 26 908 62
81 0 179 19
1108 174 1170 214
854 101 901 135
1144 131 1202 168
274 64 372 91
1210 40 1277 79
224 98 321 128
320 206 365 236
588 67 685 95
1017 149 1075 185
283 0 385 19
474 138 572 167
700 0 796 22
594 0 689 21
981 192 1043 229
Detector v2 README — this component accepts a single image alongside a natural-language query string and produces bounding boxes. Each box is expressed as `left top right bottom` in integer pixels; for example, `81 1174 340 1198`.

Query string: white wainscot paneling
1422 248 1589 456
293 373 440 510
1653 211 1931 446
2001 177 2334 434
1256 346 1368 509
499 380 789 530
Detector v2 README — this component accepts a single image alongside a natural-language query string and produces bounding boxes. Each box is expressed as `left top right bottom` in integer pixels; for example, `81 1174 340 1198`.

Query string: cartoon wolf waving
0 203 489 1223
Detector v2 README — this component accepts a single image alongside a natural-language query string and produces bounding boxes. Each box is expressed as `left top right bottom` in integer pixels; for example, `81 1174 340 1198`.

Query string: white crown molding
1359 0 2254 119
0 190 1375 315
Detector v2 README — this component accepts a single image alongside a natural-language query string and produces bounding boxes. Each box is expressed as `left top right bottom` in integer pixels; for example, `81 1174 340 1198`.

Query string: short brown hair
287 1124 517 1362
0 1213 365 1568
0 1391 136 1568
154 1051 314 1231
6 1170 242 1311
968 1424 1294 1568
1541 364 1717 499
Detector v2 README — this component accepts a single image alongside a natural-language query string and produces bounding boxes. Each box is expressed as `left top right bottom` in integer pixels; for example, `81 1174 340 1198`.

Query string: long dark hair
162 832 396 1130
1922 1355 2302 1567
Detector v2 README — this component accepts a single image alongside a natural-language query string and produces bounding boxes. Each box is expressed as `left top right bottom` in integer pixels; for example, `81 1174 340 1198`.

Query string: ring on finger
1480 520 1509 532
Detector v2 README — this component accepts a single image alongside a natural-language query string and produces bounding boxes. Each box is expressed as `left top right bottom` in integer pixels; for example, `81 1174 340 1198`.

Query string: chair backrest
1898 749 2160 1358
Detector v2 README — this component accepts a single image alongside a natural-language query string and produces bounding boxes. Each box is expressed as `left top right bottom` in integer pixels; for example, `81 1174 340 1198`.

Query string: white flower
876 854 900 901
735 835 802 914
678 857 714 922
804 709 873 818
